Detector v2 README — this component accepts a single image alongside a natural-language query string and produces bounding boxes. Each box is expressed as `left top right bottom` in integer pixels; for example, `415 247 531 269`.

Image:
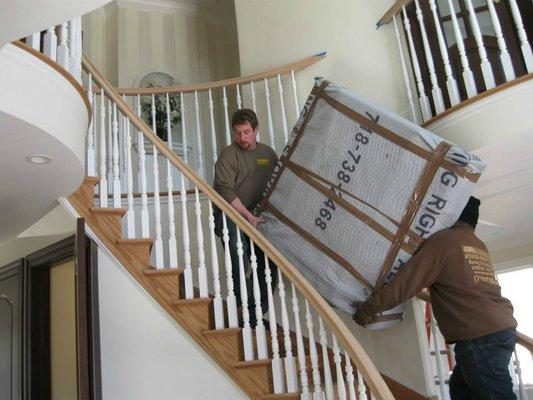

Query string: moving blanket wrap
257 78 486 329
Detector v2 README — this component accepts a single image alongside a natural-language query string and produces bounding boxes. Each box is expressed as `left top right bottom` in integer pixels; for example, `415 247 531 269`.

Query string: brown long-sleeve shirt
361 221 516 343
214 143 278 210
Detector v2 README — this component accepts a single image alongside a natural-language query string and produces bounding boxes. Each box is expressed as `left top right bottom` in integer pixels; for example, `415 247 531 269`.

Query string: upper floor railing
378 0 533 125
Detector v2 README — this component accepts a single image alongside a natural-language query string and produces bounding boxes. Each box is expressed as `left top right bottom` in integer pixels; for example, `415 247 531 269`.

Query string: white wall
97 246 248 400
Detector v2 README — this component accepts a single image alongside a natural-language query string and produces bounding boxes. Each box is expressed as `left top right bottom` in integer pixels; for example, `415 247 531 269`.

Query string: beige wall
50 259 78 400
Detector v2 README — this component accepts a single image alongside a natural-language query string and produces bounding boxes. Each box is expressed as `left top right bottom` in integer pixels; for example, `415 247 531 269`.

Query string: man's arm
230 197 263 228
355 236 447 325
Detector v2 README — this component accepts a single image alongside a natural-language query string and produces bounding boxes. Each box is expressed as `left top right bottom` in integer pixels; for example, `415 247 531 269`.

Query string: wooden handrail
377 0 414 27
114 52 327 95
417 292 533 354
82 53 394 400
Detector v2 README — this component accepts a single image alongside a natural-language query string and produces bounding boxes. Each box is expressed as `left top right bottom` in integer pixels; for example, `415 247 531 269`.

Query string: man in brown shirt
354 197 517 399
213 109 278 327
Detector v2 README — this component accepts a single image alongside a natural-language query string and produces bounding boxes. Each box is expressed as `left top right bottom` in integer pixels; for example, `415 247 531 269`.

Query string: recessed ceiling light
27 154 52 165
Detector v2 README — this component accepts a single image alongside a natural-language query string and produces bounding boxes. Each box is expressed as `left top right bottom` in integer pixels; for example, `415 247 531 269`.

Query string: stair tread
144 267 184 276
84 176 100 185
233 358 271 368
116 238 154 245
261 393 299 399
91 206 127 215
172 297 212 306
203 327 241 337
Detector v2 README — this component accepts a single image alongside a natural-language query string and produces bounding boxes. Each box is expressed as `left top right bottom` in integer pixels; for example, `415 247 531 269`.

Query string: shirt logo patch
462 246 498 286
256 158 270 166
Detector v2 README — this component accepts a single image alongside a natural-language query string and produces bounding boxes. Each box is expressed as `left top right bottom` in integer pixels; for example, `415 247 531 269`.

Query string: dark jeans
214 209 277 327
450 329 517 400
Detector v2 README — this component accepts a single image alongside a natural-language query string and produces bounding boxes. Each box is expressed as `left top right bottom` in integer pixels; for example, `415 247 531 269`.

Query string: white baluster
402 7 432 121
236 84 242 109
250 81 260 142
180 172 193 298
465 0 496 89
429 0 461 106
305 301 324 400
277 74 289 144
87 75 95 176
250 242 268 359
165 94 178 267
136 95 150 237
222 213 238 327
277 270 298 392
180 92 189 166
513 349 527 400
107 98 113 192
356 369 368 400
124 111 135 239
151 95 164 268
264 78 276 150
236 227 254 361
222 86 232 146
57 22 69 71
393 14 421 123
43 27 57 61
445 0 477 98
75 16 83 81
112 103 121 208
68 19 77 76
318 317 334 400
208 200 224 329
430 310 450 400
332 336 347 400
194 91 206 179
194 187 208 297
344 351 357 400
487 0 515 81
290 70 300 119
26 32 40 51
414 0 445 113
265 256 285 393
508 0 533 72
291 283 311 399
121 95 128 188
208 89 218 164
99 90 108 207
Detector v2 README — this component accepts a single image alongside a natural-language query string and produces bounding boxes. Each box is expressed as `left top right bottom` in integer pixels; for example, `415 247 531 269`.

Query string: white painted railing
383 0 533 123
82 55 396 400
24 17 83 82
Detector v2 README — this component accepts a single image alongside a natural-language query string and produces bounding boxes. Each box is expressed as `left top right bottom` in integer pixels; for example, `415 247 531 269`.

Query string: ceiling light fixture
27 154 52 165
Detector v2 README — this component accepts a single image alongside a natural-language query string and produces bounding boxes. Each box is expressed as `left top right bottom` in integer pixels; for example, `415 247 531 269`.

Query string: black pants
450 329 517 400
214 209 277 327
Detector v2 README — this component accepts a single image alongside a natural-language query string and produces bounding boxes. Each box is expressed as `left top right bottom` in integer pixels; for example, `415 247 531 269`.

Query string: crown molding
115 0 199 17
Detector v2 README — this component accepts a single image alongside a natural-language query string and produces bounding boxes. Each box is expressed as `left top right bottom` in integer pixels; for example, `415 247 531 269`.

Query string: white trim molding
116 0 199 17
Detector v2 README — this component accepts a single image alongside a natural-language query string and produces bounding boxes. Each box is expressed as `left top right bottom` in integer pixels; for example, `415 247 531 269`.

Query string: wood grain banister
417 291 533 354
113 52 327 95
81 54 395 400
377 0 414 27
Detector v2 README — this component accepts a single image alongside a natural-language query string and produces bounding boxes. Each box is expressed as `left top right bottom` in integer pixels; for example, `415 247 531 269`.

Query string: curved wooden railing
82 54 395 399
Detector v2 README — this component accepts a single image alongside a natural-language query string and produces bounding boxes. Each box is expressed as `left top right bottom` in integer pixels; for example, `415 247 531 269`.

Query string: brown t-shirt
361 221 516 343
214 142 278 210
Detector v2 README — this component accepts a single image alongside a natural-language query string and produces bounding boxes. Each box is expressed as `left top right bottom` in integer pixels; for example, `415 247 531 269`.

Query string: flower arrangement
140 79 181 142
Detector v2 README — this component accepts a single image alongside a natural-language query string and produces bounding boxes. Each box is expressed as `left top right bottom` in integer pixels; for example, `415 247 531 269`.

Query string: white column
277 74 289 144
236 84 242 109
513 349 527 400
487 0 515 81
344 351 357 400
194 187 208 297
180 172 193 298
57 22 69 71
465 0 496 89
68 19 77 75
87 74 95 176
222 213 239 327
332 336 347 400
402 7 432 121
265 256 285 393
222 86 232 146
124 112 136 239
43 27 57 61
263 78 276 150
99 90 108 207
165 94 178 267
508 0 533 73
75 16 83 82
250 242 268 359
208 89 218 165
414 0 445 113
318 317 334 400
250 81 260 142
107 99 112 192
236 227 254 361
136 95 150 237
180 92 189 166
208 200 224 329
277 270 298 392
151 95 164 268
291 283 311 400
290 70 300 120
194 91 206 179
26 32 41 51
429 0 461 106
112 103 121 208
393 14 421 123
305 301 324 400
356 369 368 400
430 310 450 400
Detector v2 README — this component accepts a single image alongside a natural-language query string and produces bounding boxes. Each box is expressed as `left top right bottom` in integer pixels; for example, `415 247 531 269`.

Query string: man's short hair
231 109 258 130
